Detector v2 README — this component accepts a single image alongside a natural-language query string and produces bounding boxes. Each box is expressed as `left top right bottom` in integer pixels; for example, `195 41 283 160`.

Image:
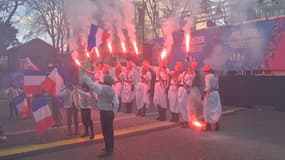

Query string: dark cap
104 75 115 85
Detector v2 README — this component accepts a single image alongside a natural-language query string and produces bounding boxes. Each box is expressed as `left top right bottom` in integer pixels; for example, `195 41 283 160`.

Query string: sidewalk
0 98 247 159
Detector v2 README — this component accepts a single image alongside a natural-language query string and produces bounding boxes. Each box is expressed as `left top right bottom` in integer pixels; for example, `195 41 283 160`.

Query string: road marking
4 107 245 136
5 114 137 136
0 121 174 157
0 107 247 158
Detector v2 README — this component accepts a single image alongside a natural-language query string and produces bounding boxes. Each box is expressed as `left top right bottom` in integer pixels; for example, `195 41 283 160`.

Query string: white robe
113 74 123 98
153 68 169 109
168 73 180 113
203 73 222 123
136 69 152 109
121 69 136 103
178 71 194 122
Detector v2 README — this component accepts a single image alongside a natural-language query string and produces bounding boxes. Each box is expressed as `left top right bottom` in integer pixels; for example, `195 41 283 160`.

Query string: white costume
121 69 136 103
178 71 194 122
168 72 180 114
153 67 169 109
113 69 123 99
203 73 222 123
136 69 152 110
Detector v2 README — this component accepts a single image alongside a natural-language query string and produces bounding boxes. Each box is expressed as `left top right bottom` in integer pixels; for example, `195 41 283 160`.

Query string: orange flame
192 120 203 128
161 49 167 60
132 41 139 55
107 41 112 53
86 52 90 58
121 41 127 53
185 33 191 53
75 59 81 66
95 47 100 57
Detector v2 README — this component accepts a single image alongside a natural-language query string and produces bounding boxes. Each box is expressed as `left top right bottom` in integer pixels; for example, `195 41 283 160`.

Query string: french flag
31 95 55 133
87 24 111 51
24 70 46 95
41 65 71 96
13 93 29 119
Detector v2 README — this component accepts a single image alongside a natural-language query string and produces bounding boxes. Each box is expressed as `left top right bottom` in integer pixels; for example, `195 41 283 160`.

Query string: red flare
95 47 100 57
185 33 191 53
192 120 203 128
160 48 167 60
75 59 81 66
107 41 113 53
121 41 127 53
132 41 139 55
86 52 90 58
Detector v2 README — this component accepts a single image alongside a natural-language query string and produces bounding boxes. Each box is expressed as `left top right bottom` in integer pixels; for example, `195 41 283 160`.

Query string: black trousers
124 102 133 113
9 101 18 118
66 105 78 135
52 97 62 126
100 110 115 152
81 108 94 135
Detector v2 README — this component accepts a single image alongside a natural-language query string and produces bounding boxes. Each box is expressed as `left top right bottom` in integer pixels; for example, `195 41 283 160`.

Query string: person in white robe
153 60 169 121
201 65 222 131
113 62 123 112
178 63 195 128
136 60 152 117
168 61 183 122
120 61 136 113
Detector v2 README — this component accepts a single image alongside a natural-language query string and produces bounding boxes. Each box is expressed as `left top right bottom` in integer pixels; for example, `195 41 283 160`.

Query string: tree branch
5 0 19 24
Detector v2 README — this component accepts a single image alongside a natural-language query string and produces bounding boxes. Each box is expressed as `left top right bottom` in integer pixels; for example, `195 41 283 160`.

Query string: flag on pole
13 92 29 119
87 24 111 51
23 70 46 95
31 95 55 133
41 65 71 96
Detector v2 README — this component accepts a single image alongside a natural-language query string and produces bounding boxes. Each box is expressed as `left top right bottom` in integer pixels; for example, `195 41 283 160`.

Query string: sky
13 5 51 44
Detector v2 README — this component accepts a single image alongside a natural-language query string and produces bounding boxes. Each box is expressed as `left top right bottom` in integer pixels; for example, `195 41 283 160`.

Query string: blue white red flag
41 65 71 96
87 24 110 51
31 95 55 133
23 70 46 95
13 92 29 119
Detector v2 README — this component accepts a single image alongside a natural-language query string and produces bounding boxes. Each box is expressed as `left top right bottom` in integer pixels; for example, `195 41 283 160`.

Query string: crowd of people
82 59 222 131
1 59 222 155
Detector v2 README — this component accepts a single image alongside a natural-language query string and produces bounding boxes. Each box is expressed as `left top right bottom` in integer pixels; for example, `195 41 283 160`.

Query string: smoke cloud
63 0 136 59
203 24 266 71
160 0 201 55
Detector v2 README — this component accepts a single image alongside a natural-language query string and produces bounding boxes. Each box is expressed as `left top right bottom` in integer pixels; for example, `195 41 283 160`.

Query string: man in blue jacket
81 70 119 155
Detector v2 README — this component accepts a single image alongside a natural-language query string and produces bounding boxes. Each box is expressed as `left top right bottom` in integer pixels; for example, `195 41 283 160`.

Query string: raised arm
81 73 102 95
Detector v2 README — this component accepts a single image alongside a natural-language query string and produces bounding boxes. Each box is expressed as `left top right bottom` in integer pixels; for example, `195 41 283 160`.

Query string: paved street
2 105 284 160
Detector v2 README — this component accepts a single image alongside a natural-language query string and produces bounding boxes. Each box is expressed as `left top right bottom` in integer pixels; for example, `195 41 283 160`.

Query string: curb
0 107 247 159
0 121 176 159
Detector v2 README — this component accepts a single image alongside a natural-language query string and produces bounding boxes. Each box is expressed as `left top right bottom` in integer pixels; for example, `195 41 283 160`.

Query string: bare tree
0 0 22 53
25 0 68 53
142 0 196 40
0 0 22 24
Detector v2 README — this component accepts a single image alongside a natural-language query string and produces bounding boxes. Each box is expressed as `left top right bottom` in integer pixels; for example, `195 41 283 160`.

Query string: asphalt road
12 106 285 160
